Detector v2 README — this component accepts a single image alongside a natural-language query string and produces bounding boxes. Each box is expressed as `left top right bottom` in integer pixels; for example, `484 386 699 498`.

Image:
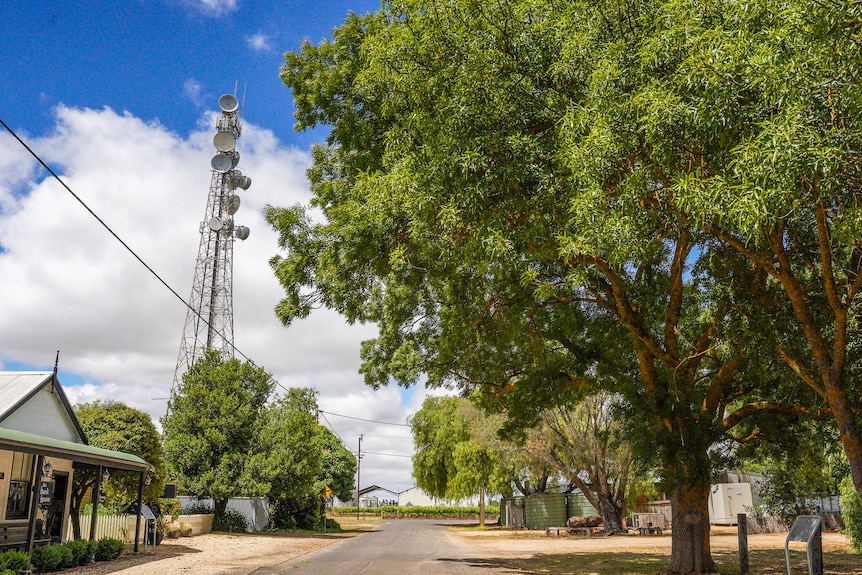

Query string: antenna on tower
171 92 253 396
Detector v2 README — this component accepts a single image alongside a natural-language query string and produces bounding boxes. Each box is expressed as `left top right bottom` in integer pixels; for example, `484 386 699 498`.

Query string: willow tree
271 1 839 572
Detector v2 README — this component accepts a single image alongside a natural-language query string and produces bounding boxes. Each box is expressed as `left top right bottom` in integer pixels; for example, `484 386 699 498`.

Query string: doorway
47 472 68 543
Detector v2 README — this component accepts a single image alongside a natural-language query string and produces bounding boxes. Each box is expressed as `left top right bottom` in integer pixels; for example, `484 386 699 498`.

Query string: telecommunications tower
172 93 252 392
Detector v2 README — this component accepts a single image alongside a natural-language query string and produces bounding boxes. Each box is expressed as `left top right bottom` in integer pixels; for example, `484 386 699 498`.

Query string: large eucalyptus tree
270 0 857 572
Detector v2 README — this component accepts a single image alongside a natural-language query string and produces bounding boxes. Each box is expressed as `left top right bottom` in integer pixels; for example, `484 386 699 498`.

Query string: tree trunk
70 506 81 541
478 485 485 529
667 479 717 575
825 376 862 501
595 493 625 535
214 498 229 521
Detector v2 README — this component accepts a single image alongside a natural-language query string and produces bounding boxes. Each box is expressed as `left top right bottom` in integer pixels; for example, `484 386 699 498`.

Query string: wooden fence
65 514 143 543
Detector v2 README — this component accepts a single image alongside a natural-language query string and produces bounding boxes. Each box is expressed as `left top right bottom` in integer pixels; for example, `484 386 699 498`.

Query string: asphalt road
264 520 508 575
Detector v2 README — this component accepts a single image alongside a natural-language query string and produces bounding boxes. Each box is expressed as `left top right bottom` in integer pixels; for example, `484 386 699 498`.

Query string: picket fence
65 514 144 544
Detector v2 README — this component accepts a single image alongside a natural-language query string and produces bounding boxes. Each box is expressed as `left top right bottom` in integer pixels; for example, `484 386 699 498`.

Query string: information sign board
38 481 54 505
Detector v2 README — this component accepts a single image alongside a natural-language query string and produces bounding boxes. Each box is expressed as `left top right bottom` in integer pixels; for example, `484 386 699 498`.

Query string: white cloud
184 78 205 107
0 105 422 491
191 0 239 17
247 33 272 53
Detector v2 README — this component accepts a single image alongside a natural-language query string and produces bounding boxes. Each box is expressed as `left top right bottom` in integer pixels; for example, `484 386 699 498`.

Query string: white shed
708 483 753 525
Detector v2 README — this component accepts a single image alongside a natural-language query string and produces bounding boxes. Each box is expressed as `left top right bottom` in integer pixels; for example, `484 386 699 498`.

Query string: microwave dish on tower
172 93 253 396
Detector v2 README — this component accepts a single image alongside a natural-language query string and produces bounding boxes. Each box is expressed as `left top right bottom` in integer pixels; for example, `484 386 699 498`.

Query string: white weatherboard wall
1 385 81 442
708 483 753 525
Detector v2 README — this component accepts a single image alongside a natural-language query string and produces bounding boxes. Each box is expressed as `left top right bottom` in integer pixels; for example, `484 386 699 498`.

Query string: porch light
102 468 110 483
42 460 53 478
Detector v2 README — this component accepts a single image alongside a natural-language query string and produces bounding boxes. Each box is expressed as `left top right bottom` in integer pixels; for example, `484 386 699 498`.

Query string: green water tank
525 493 568 529
566 492 598 518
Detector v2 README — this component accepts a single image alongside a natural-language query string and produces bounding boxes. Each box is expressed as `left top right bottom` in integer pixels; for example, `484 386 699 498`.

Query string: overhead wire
320 411 357 454
0 117 292 397
319 409 410 427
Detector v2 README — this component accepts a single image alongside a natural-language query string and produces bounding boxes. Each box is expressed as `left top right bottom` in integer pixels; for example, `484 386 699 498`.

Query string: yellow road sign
322 485 332 499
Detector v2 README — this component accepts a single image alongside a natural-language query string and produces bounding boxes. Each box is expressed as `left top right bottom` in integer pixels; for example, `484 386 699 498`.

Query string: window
6 452 34 519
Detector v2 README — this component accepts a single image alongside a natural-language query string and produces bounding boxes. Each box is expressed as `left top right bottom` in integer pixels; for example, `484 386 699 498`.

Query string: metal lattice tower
172 94 252 393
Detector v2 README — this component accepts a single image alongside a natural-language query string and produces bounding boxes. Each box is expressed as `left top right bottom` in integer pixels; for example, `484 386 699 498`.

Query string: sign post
321 486 332 535
785 515 823 575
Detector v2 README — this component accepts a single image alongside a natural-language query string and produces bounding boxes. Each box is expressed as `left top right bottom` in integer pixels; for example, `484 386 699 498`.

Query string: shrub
0 569 15 575
212 509 248 533
0 550 29 572
30 544 68 573
93 537 124 562
333 505 500 519
63 538 94 566
180 500 214 515
271 494 320 530
840 476 862 553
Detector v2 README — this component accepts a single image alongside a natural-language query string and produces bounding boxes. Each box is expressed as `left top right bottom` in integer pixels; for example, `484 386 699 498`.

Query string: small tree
248 388 323 529
411 396 508 527
162 350 273 519
318 427 357 503
540 392 632 534
70 401 166 540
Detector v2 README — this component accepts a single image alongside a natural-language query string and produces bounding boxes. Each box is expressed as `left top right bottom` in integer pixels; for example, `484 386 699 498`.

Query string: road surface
266 520 510 575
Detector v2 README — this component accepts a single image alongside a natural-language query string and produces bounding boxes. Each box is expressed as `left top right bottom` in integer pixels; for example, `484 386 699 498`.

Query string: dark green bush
93 537 124 562
271 494 321 530
840 475 862 553
63 539 94 566
212 509 248 533
180 500 214 515
334 505 500 519
0 569 16 575
30 544 68 573
0 550 29 572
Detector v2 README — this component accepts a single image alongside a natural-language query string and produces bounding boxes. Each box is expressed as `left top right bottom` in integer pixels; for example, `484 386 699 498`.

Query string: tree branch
777 347 826 398
723 402 829 431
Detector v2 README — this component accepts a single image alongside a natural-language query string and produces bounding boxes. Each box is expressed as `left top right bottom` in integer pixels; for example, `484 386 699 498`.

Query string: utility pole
355 435 363 510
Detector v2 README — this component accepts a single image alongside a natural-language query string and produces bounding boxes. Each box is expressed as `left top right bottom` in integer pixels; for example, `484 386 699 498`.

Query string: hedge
334 505 499 519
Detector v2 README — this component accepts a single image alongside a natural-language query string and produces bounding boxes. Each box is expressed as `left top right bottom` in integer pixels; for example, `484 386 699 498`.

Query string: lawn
491 548 862 575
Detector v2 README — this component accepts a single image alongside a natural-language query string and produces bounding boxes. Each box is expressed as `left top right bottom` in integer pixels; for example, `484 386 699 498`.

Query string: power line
319 409 410 427
0 118 294 397
320 411 356 454
363 450 413 458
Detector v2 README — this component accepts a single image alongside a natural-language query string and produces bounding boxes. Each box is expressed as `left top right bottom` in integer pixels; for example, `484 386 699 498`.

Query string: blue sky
0 0 431 493
3 0 376 147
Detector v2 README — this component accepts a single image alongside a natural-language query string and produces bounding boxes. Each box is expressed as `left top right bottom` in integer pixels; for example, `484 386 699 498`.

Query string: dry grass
451 525 861 575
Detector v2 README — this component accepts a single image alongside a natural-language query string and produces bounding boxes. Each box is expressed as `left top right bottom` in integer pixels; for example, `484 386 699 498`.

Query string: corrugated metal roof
0 427 148 471
0 371 54 421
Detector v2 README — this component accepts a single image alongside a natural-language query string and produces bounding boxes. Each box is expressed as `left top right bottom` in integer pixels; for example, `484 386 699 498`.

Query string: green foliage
63 539 95 566
212 509 249 533
737 419 848 526
840 475 862 553
71 400 167 538
275 0 862 569
30 544 71 573
162 350 273 515
0 569 15 575
334 505 499 519
0 550 29 572
93 538 124 562
410 395 512 508
317 427 356 502
159 497 181 521
247 388 322 509
180 500 214 515
271 493 321 530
